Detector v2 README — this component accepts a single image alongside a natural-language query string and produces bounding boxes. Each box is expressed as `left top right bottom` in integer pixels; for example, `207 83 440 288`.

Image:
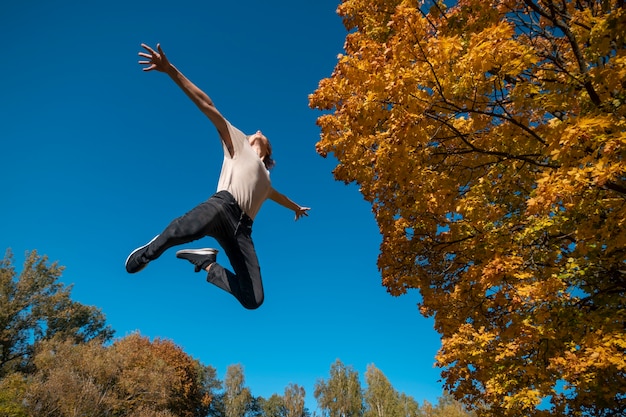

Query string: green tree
256 384 309 417
0 249 113 377
314 359 363 417
260 393 286 417
309 1 626 415
0 373 28 417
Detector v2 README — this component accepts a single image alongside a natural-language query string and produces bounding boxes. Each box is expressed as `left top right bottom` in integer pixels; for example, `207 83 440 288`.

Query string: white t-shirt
216 121 272 220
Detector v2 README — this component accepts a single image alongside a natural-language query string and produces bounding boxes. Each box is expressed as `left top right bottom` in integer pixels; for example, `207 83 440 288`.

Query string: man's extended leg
125 194 227 273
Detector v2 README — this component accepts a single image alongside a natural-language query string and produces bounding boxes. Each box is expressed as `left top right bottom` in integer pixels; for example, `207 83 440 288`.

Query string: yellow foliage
310 0 626 416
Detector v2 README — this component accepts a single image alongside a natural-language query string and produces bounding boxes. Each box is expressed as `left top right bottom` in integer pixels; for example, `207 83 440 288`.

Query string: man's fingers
294 207 310 221
138 60 155 69
138 43 161 72
141 43 156 54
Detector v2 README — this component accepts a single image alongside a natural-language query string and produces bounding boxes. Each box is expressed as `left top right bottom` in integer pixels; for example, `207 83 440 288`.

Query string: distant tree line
0 250 475 417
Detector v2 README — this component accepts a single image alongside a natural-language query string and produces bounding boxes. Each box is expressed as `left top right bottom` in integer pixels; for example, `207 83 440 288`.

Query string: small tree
0 249 113 377
363 364 403 417
284 383 308 417
224 364 253 417
314 359 363 417
260 393 286 417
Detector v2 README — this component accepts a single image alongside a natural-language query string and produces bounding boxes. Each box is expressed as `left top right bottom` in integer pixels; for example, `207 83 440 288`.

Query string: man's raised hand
138 43 170 72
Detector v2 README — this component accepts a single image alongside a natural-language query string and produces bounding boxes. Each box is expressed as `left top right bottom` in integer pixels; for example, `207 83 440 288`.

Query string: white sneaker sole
175 248 219 257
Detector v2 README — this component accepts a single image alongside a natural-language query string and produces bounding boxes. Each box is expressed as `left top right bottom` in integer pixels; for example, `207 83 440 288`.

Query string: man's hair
249 134 275 170
263 140 275 170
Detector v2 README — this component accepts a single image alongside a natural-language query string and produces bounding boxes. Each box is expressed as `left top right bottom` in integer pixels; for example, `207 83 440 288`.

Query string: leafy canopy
0 249 114 377
310 1 626 416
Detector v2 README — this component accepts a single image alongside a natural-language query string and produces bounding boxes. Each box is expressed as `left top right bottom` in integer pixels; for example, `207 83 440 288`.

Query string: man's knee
241 293 264 310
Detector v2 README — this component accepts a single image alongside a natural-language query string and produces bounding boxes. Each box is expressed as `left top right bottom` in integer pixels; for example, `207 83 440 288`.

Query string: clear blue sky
1 0 444 411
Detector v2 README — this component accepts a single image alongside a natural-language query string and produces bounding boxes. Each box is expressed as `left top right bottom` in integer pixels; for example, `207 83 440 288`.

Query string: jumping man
125 43 310 310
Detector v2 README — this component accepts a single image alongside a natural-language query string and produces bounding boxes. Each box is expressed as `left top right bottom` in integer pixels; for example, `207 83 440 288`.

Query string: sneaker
125 236 158 273
176 248 218 273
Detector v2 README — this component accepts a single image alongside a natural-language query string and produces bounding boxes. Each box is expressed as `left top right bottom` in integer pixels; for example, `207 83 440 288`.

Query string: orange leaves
548 329 626 411
310 2 626 414
461 22 538 80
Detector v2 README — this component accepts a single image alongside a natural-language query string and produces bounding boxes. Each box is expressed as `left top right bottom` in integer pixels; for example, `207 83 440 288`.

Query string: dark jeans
144 190 264 309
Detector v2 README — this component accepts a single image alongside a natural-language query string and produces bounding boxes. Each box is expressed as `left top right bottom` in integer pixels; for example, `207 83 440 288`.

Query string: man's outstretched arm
269 188 310 221
138 43 234 157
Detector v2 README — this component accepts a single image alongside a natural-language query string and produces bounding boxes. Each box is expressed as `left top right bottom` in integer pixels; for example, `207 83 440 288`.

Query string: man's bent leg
206 224 264 309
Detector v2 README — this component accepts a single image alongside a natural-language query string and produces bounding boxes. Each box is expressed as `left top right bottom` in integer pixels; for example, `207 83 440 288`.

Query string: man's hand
294 206 310 221
138 43 171 72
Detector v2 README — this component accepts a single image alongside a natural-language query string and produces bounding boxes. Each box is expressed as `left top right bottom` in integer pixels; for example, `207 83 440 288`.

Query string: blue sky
1 0 444 411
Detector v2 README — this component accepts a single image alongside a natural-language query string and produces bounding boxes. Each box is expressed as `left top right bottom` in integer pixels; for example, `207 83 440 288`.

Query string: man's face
248 131 270 159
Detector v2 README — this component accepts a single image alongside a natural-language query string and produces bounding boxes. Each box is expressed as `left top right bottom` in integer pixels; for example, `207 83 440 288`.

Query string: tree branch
522 0 601 106
423 110 557 168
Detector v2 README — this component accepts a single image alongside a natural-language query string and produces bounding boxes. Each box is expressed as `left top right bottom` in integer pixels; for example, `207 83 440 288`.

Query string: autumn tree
24 337 119 416
260 393 286 417
284 383 308 417
258 383 309 417
113 334 214 417
0 249 113 377
363 364 405 417
224 363 254 417
397 393 420 417
314 359 364 417
22 333 215 417
309 1 626 416
420 392 477 417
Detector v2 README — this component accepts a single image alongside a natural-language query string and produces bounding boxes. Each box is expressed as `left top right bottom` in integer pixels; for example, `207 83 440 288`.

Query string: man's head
248 131 275 170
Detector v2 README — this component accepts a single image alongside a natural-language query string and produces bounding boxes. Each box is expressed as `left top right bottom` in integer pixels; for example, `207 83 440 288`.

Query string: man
125 43 310 310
